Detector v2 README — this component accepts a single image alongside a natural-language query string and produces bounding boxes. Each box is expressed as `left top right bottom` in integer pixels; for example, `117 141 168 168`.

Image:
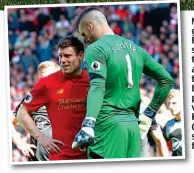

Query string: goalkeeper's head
76 7 114 44
37 61 60 80
166 89 181 119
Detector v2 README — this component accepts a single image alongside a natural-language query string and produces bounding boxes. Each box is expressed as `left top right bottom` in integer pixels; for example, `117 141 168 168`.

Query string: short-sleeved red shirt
23 70 89 157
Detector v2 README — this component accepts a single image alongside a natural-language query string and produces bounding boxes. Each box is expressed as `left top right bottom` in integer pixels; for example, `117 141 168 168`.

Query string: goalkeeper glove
72 117 96 151
139 107 156 140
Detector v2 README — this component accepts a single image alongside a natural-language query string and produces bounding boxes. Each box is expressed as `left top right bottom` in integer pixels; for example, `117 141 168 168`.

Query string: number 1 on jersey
125 54 133 88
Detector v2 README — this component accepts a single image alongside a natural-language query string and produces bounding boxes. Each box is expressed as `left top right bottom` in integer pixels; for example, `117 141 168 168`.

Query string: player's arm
84 45 107 120
17 79 47 140
139 49 174 140
149 119 169 157
143 50 174 115
17 79 64 153
72 45 106 150
17 105 44 143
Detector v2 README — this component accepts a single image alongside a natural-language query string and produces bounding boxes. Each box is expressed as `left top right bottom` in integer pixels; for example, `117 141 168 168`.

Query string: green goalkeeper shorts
88 121 141 159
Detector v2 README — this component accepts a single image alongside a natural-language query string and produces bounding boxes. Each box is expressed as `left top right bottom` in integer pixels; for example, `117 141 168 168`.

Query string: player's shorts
88 120 141 159
49 152 87 160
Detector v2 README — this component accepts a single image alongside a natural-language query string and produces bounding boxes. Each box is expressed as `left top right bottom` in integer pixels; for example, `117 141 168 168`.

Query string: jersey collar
59 70 84 80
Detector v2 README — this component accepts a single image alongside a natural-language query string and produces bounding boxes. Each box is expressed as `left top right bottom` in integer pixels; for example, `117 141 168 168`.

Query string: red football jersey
23 70 89 158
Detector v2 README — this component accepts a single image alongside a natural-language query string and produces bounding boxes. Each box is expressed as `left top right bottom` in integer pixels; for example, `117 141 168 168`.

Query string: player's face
58 47 83 75
167 97 181 116
79 22 96 44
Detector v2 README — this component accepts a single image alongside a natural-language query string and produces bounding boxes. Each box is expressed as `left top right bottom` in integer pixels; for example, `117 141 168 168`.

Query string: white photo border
4 0 185 166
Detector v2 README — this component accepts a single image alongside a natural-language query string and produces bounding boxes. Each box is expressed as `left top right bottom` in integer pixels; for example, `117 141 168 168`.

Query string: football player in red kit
17 35 89 160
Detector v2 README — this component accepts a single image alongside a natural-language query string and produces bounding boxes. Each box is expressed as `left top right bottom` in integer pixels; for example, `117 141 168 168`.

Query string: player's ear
78 51 84 61
86 21 93 31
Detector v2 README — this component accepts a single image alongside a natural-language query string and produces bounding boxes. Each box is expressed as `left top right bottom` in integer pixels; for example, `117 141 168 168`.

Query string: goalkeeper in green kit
72 7 174 159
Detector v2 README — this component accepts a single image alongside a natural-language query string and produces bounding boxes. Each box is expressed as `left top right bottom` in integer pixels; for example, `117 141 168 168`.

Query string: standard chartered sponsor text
58 104 85 110
58 97 86 110
58 98 86 104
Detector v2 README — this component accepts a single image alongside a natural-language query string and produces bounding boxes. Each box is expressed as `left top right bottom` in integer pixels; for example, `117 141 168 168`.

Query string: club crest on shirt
34 115 51 131
91 61 100 71
57 89 64 94
24 93 33 103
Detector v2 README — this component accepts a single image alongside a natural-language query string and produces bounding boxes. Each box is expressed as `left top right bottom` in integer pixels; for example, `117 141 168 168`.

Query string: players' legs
127 121 141 158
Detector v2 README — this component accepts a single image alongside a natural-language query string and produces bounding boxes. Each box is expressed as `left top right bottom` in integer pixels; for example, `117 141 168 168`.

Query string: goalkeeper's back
86 34 173 122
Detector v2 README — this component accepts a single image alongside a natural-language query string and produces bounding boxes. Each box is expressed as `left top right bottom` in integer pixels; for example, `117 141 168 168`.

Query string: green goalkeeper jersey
85 34 173 126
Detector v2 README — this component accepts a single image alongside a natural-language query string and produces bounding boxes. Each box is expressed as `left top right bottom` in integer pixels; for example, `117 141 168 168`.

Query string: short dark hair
57 35 84 54
75 7 100 31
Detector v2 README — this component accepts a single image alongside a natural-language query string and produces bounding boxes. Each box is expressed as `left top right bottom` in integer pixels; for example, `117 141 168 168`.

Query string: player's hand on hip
37 135 64 153
17 142 36 158
72 117 96 151
139 114 152 140
139 107 156 140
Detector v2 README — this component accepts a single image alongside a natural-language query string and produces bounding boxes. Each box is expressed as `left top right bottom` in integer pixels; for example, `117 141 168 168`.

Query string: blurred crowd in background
7 3 180 162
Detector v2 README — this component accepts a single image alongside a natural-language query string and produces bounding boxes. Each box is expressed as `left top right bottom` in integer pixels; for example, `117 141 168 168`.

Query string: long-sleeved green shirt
85 34 174 126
